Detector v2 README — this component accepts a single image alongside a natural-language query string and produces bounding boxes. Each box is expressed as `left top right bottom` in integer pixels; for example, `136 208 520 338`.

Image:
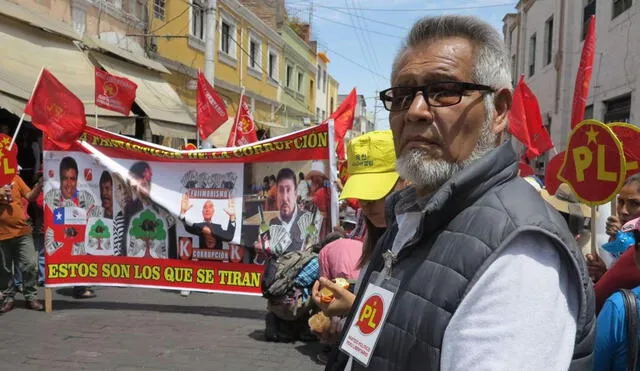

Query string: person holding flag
0 173 44 312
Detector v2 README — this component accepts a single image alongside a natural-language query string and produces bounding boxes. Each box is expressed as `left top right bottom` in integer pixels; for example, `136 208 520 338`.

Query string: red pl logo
355 295 384 335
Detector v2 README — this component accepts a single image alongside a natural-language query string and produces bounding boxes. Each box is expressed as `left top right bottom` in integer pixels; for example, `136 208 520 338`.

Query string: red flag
508 76 554 159
570 15 595 129
196 71 228 139
24 69 87 149
330 88 357 160
95 68 137 116
518 160 536 177
226 95 258 147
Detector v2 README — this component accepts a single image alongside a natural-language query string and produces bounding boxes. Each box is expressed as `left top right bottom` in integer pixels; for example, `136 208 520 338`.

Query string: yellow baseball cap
340 130 399 201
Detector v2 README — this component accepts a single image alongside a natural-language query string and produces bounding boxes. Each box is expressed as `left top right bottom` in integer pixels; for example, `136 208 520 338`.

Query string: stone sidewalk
0 286 325 370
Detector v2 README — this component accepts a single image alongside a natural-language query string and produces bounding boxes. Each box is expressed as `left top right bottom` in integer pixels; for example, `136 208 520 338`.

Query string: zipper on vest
381 250 397 279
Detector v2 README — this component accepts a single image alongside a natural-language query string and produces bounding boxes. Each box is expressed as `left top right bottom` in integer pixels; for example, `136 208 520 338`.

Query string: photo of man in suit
179 195 236 250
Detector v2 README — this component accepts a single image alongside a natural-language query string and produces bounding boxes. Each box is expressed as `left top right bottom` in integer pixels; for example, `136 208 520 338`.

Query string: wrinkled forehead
392 36 478 84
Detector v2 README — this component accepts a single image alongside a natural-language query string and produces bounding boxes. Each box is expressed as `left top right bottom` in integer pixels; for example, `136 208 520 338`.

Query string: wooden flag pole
9 67 45 151
590 206 598 257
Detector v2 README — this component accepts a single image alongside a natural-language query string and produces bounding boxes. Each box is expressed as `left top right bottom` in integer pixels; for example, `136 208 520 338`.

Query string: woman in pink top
318 238 363 282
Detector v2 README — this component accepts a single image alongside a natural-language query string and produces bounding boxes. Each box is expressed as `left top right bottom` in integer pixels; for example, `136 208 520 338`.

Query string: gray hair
392 15 512 91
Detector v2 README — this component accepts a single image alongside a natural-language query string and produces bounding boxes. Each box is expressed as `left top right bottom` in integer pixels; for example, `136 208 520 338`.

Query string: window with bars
297 72 304 93
190 1 205 40
153 0 165 20
613 0 632 19
604 94 631 123
249 35 261 70
220 20 233 55
322 70 327 93
582 0 596 40
268 50 278 81
528 33 536 77
286 64 293 88
544 17 553 66
584 104 594 119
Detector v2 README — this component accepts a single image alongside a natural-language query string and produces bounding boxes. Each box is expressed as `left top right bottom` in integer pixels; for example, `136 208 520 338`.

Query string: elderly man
327 15 594 370
179 196 236 250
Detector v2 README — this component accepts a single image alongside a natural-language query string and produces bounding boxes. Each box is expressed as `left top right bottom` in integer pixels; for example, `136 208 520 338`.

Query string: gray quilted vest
328 142 595 371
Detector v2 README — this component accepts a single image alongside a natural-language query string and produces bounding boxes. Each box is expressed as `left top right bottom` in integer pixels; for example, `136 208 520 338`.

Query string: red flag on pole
330 88 357 160
24 69 87 149
95 68 138 116
226 94 258 147
508 75 554 159
196 71 228 139
570 15 596 129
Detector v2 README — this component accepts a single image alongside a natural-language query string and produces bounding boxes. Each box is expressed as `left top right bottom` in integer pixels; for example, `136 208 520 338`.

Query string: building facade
148 0 285 146
0 0 196 147
504 0 639 171
279 24 316 128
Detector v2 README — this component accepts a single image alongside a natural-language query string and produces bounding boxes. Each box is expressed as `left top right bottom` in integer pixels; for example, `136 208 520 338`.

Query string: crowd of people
2 13 640 370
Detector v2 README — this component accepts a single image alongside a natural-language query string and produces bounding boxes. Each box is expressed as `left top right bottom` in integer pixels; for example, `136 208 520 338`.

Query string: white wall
504 0 640 165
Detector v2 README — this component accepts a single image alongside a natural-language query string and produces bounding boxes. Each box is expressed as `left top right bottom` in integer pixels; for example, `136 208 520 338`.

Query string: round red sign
558 120 626 206
0 133 18 186
355 294 384 335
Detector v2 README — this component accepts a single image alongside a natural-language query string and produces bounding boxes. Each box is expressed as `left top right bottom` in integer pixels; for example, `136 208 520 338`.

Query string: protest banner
43 124 332 297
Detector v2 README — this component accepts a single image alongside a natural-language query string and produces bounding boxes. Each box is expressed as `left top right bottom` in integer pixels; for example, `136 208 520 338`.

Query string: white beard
396 99 498 191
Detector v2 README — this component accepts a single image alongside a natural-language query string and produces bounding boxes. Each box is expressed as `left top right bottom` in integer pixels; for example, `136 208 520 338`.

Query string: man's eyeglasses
379 81 495 112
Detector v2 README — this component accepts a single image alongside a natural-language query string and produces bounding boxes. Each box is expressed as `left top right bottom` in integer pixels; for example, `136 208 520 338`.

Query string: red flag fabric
508 76 554 159
570 15 596 129
95 68 138 116
24 69 87 149
518 160 536 177
226 95 258 147
330 88 357 160
196 71 228 139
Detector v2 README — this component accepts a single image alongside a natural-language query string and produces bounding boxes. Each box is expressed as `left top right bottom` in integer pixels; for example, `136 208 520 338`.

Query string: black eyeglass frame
379 81 496 112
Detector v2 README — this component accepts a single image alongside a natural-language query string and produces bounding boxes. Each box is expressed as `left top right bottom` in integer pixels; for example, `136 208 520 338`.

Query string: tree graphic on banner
89 219 111 250
129 210 166 258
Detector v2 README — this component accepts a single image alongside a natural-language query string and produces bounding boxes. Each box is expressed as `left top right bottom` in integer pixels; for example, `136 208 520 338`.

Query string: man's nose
406 92 434 125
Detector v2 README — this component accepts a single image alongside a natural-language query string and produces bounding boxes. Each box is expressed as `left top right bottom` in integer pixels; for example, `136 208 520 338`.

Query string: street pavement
1 286 326 370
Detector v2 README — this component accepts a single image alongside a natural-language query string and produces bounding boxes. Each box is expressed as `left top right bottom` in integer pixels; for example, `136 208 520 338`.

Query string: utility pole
201 0 217 149
373 92 377 131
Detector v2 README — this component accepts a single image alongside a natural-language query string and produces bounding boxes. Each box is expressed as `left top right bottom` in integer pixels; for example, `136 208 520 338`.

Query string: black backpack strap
619 289 638 371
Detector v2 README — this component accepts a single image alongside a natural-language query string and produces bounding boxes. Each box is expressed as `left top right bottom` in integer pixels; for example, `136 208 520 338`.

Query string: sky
285 0 519 130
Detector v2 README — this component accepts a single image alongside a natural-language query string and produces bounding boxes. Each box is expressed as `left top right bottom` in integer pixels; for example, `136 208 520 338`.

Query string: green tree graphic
89 219 111 250
129 210 166 258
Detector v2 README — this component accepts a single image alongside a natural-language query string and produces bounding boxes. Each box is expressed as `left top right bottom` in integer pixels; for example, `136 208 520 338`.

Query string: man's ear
491 88 512 134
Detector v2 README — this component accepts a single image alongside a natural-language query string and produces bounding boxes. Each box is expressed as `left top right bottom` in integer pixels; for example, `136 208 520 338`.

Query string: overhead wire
315 40 388 80
288 2 408 31
350 0 382 72
310 13 404 39
308 2 518 12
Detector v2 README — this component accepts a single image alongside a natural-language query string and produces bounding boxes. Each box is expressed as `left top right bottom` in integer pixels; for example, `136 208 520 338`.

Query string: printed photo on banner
175 168 244 263
44 151 244 261
242 160 330 264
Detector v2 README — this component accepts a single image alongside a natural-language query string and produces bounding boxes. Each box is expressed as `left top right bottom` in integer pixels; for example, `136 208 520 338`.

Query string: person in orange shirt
0 174 43 313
